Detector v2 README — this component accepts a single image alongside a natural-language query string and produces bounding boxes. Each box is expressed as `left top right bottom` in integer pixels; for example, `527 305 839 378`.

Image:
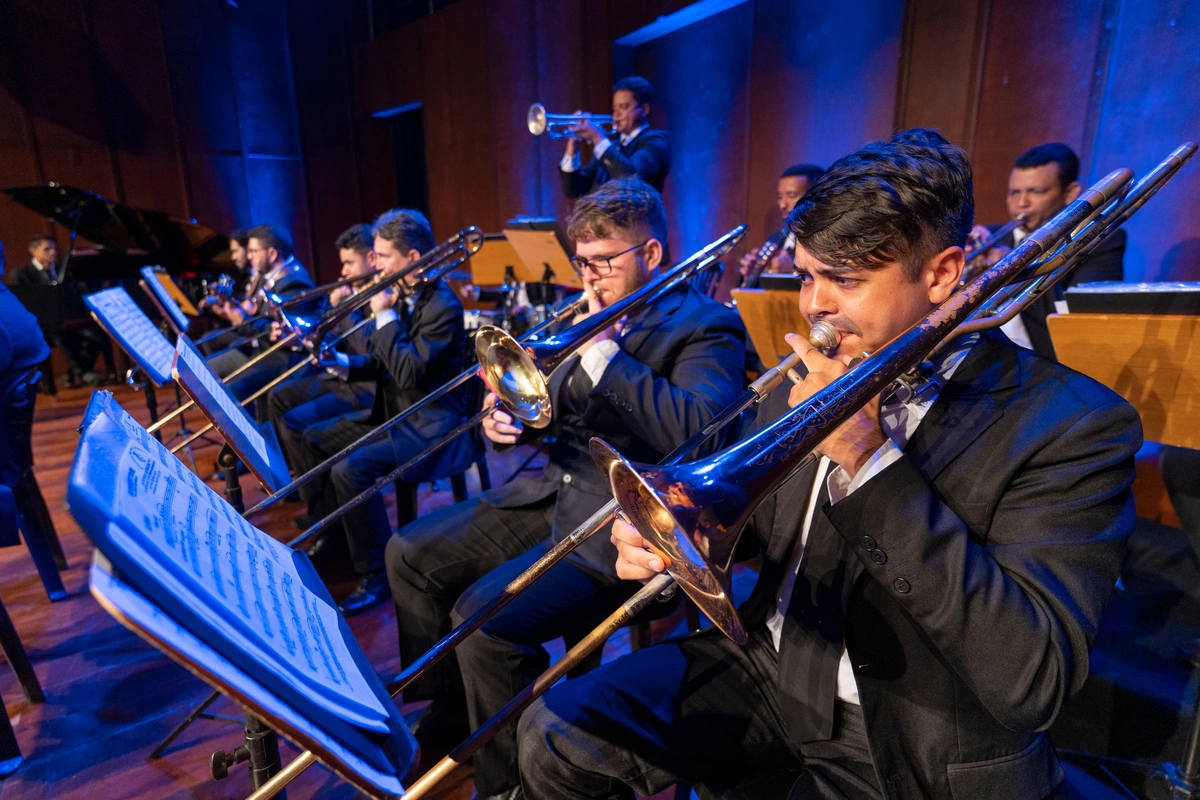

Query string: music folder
171 335 291 494
70 392 414 797
139 265 193 334
84 287 176 386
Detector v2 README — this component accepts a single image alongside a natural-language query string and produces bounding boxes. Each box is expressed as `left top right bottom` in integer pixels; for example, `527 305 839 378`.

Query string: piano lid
3 183 232 272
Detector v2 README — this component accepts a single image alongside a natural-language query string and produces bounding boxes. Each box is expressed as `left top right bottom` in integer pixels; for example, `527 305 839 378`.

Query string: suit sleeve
588 304 746 457
561 158 599 199
597 131 670 185
366 293 461 393
827 400 1141 733
1066 228 1126 287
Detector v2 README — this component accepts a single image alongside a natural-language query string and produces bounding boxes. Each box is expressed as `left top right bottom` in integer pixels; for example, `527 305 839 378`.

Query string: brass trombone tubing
242 340 821 800
240 292 590 520
598 147 1193 646
272 269 382 310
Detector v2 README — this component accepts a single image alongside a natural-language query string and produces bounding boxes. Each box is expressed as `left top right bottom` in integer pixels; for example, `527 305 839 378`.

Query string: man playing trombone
297 209 474 615
560 76 672 198
268 223 379 483
518 130 1142 800
385 179 746 798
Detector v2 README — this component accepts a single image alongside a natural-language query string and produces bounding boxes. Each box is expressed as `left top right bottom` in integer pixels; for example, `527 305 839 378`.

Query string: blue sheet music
69 392 389 731
85 287 175 386
172 335 291 493
139 266 190 333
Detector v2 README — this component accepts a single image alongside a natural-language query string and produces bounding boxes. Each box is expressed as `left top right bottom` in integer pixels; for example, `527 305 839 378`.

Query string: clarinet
740 229 788 289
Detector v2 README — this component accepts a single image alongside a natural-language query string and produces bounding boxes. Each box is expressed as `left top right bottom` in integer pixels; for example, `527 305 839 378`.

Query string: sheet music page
71 395 389 730
85 288 175 385
175 339 269 459
139 266 190 332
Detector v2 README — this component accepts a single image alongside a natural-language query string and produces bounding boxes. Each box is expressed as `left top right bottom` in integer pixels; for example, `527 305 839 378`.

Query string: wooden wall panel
486 0 541 225
418 10 465 237
532 0 586 222
0 14 47 263
970 0 1108 226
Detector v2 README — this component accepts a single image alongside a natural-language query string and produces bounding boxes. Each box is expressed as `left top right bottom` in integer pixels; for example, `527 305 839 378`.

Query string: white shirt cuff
373 308 399 331
592 138 612 160
560 151 582 172
581 339 620 385
328 351 350 382
827 440 903 504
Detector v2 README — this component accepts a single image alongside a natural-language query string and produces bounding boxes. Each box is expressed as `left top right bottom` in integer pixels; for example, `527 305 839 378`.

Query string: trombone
148 230 483 438
527 103 616 139
249 142 1194 800
276 226 749 547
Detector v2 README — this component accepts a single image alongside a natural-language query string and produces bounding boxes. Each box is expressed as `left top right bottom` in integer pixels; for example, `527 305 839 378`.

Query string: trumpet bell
527 103 548 136
590 438 749 645
475 326 553 429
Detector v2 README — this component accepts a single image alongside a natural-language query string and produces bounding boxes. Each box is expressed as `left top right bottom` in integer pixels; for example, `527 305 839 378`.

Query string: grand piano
4 184 235 388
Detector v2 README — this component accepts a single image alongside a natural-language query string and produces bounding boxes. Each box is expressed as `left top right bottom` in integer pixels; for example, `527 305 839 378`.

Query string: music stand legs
210 714 286 798
220 445 244 514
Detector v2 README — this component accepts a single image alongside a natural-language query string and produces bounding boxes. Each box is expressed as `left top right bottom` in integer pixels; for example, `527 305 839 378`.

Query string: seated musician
297 209 472 616
738 163 825 287
560 76 671 198
384 179 748 798
206 223 319 401
517 129 1142 800
14 234 115 387
969 142 1125 358
268 224 378 482
228 228 252 301
0 240 51 398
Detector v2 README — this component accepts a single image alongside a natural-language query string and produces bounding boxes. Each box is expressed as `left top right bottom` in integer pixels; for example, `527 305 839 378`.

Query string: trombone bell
475 326 554 429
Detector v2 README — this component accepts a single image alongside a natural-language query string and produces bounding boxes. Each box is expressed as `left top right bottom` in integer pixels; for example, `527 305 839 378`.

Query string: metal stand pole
211 714 286 798
220 445 244 514
174 383 198 472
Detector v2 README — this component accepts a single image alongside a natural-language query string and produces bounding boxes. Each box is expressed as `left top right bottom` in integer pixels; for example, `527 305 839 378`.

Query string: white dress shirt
998 227 1034 350
765 334 979 704
560 126 646 172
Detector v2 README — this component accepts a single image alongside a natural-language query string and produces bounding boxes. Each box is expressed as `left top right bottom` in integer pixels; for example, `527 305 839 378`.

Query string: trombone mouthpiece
808 320 840 351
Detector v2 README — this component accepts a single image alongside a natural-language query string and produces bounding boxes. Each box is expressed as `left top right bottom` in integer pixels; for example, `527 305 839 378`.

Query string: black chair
0 580 48 777
0 370 68 602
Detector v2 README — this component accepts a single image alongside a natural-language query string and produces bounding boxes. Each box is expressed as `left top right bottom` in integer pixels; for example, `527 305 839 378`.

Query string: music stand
502 219 581 290
70 393 415 797
729 288 810 369
172 335 291 500
84 287 176 439
1049 311 1200 796
139 266 192 336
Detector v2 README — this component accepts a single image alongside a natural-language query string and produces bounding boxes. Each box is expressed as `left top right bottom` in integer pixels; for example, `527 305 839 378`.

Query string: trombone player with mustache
518 130 1141 800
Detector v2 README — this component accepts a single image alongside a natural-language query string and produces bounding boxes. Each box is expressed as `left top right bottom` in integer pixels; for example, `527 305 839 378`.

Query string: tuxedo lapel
619 285 686 357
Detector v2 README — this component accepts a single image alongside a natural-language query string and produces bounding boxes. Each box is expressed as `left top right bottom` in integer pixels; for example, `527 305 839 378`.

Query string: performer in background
969 143 1125 358
739 163 825 286
297 209 472 616
13 234 115 387
268 224 378 481
518 130 1141 800
228 228 252 302
385 179 747 799
560 76 671 198
206 223 318 401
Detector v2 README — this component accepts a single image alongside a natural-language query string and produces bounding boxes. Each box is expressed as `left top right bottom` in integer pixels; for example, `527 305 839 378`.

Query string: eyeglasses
569 240 648 277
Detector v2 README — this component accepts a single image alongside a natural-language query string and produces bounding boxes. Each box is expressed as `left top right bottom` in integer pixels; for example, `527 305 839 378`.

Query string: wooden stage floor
0 382 565 799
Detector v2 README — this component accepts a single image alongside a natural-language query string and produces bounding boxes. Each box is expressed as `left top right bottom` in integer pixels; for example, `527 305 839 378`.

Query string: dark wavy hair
372 209 434 255
335 223 374 256
1014 143 1080 190
787 128 973 281
247 223 294 259
566 178 668 246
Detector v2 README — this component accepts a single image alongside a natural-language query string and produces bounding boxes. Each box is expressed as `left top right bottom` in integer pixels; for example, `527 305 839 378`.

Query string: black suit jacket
560 128 672 198
484 283 747 577
990 225 1126 359
346 280 472 482
735 330 1140 799
12 262 57 286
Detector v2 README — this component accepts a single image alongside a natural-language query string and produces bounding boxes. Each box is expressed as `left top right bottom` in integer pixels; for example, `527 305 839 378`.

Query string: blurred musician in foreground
739 163 825 287
518 130 1141 800
298 209 472 616
268 224 378 476
560 76 671 198
13 234 115 387
206 223 318 400
385 179 747 797
969 143 1125 358
0 240 50 398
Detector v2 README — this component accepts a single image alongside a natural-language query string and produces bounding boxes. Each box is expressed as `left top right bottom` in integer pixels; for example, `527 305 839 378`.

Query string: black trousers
47 321 115 376
299 414 397 575
384 492 556 705
517 628 879 800
267 372 371 472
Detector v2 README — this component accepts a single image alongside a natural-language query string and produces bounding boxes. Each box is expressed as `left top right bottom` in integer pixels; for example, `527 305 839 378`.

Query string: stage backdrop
1 0 1197 285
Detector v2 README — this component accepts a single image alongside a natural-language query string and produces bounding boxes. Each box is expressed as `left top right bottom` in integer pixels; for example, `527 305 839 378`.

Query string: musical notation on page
85 287 176 386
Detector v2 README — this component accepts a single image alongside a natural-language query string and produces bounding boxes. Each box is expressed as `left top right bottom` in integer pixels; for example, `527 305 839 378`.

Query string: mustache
810 316 862 337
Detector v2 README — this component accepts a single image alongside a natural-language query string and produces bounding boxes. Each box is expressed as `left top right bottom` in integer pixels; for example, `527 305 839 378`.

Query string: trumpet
527 103 616 139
